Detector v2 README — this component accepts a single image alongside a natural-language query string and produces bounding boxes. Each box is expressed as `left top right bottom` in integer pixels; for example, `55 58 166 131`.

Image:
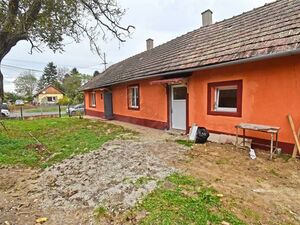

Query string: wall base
208 130 294 155
114 114 168 130
86 109 104 118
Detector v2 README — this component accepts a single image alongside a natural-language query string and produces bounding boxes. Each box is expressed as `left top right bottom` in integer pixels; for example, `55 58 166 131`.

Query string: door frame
169 84 189 132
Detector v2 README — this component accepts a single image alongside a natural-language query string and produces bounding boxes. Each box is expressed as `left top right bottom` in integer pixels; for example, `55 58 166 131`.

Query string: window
90 92 96 107
173 86 187 100
207 80 242 117
47 96 56 102
215 86 237 112
128 85 140 109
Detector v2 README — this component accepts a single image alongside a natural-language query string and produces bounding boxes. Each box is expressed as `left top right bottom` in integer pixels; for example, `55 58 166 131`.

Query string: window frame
207 80 243 117
47 96 56 102
90 92 96 108
127 84 140 110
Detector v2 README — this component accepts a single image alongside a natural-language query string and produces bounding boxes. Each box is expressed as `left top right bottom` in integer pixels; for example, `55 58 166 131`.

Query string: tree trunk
0 58 3 117
0 34 24 117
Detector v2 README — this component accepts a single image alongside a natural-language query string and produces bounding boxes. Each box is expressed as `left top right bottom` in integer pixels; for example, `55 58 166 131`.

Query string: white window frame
129 85 139 109
91 92 96 107
214 85 238 112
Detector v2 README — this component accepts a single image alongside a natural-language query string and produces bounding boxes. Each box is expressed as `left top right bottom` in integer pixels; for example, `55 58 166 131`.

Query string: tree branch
28 37 42 54
80 0 134 42
23 0 42 31
3 0 19 31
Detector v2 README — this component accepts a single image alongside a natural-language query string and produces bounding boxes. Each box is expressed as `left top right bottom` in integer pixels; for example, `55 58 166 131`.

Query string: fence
6 104 67 119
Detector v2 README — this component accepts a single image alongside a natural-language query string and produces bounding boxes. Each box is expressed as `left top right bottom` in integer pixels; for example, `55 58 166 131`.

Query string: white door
171 85 187 130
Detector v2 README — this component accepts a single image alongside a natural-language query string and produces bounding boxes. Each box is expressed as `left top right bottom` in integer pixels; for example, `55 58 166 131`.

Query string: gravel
34 139 187 212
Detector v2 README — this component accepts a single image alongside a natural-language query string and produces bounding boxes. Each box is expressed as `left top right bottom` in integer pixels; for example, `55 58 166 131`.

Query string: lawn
98 174 246 225
136 174 246 225
0 117 135 168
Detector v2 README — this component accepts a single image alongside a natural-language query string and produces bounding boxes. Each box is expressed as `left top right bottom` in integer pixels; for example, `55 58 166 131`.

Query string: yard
0 118 299 225
0 117 134 167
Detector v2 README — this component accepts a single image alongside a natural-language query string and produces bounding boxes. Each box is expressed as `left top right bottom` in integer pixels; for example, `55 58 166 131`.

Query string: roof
81 0 300 91
34 85 64 96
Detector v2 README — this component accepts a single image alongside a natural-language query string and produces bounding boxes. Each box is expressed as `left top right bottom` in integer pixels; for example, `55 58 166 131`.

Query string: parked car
15 99 24 106
66 103 85 116
1 104 10 117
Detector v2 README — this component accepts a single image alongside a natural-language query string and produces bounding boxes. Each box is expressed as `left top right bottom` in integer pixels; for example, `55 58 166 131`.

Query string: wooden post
68 104 71 117
287 114 300 157
58 104 61 118
235 126 239 149
270 133 274 160
243 128 245 147
20 106 23 120
292 128 300 158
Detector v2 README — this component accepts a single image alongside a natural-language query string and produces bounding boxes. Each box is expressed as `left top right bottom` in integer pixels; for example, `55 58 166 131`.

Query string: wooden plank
237 123 280 132
287 114 300 157
238 123 280 130
292 127 300 158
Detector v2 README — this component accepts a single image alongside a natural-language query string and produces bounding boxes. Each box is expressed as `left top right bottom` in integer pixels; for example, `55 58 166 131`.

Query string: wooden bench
235 123 280 159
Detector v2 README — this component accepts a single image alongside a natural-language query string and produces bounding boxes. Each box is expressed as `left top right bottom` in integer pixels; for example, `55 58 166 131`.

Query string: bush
58 96 70 105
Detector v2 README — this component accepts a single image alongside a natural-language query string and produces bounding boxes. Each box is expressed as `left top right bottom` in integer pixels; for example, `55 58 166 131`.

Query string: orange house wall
188 55 300 146
84 90 104 117
112 79 168 126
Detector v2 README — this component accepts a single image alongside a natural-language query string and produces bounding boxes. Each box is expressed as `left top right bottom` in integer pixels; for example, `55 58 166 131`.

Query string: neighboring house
81 0 300 154
34 85 64 104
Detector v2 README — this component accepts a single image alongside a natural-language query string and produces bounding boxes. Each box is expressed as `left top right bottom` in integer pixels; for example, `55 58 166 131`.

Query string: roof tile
81 0 300 90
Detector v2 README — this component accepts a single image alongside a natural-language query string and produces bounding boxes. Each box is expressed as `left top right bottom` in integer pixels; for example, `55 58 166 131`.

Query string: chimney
146 38 154 50
201 9 213 26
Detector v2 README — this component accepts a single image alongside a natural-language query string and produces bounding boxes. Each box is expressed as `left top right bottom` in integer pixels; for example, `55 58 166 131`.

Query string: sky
2 0 274 92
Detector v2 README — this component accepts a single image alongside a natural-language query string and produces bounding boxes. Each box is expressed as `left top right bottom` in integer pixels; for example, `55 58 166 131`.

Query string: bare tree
0 0 134 110
14 71 37 98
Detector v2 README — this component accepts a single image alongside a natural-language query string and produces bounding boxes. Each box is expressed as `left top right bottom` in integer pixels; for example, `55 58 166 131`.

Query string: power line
1 64 43 73
3 58 103 69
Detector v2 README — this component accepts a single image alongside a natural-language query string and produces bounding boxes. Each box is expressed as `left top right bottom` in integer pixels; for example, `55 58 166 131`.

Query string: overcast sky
2 0 274 92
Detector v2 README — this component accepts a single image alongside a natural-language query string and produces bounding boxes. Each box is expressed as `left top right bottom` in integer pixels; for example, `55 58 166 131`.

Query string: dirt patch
175 142 300 225
0 139 187 225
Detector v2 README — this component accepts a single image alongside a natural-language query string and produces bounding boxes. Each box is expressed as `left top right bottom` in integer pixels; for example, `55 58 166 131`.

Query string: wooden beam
287 114 300 157
292 127 300 158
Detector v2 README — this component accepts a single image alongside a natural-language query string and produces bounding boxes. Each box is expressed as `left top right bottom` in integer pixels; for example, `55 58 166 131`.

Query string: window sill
128 106 140 111
208 110 241 117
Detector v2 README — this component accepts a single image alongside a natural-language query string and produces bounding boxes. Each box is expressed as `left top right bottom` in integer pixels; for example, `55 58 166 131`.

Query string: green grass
0 117 136 168
176 140 194 148
135 173 246 225
94 205 109 220
134 176 155 187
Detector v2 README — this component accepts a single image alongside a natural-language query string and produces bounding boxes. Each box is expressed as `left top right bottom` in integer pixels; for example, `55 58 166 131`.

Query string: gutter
83 48 300 90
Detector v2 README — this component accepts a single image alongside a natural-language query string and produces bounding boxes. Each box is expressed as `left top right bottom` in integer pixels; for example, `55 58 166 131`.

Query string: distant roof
34 85 64 96
81 0 300 91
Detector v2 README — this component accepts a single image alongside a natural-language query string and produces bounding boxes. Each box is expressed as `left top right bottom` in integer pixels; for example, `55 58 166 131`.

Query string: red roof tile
81 0 300 90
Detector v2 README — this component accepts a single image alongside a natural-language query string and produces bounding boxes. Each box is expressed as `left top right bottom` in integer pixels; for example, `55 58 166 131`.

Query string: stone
31 140 186 212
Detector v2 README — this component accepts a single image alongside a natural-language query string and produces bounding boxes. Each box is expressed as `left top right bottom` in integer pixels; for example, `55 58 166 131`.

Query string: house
34 85 64 104
81 0 300 154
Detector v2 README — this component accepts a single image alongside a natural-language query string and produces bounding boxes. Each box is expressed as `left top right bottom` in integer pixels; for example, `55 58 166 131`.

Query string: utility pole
103 53 107 71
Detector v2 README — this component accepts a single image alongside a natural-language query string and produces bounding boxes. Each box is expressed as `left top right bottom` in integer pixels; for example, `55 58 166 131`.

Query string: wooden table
235 123 280 159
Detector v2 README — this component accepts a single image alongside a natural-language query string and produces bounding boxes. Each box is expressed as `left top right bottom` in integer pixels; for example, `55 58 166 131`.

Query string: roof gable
36 85 64 96
81 0 300 90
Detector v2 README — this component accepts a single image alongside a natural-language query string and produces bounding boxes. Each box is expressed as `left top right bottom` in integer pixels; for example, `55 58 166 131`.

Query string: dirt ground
1 119 299 225
0 122 187 225
175 143 300 225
